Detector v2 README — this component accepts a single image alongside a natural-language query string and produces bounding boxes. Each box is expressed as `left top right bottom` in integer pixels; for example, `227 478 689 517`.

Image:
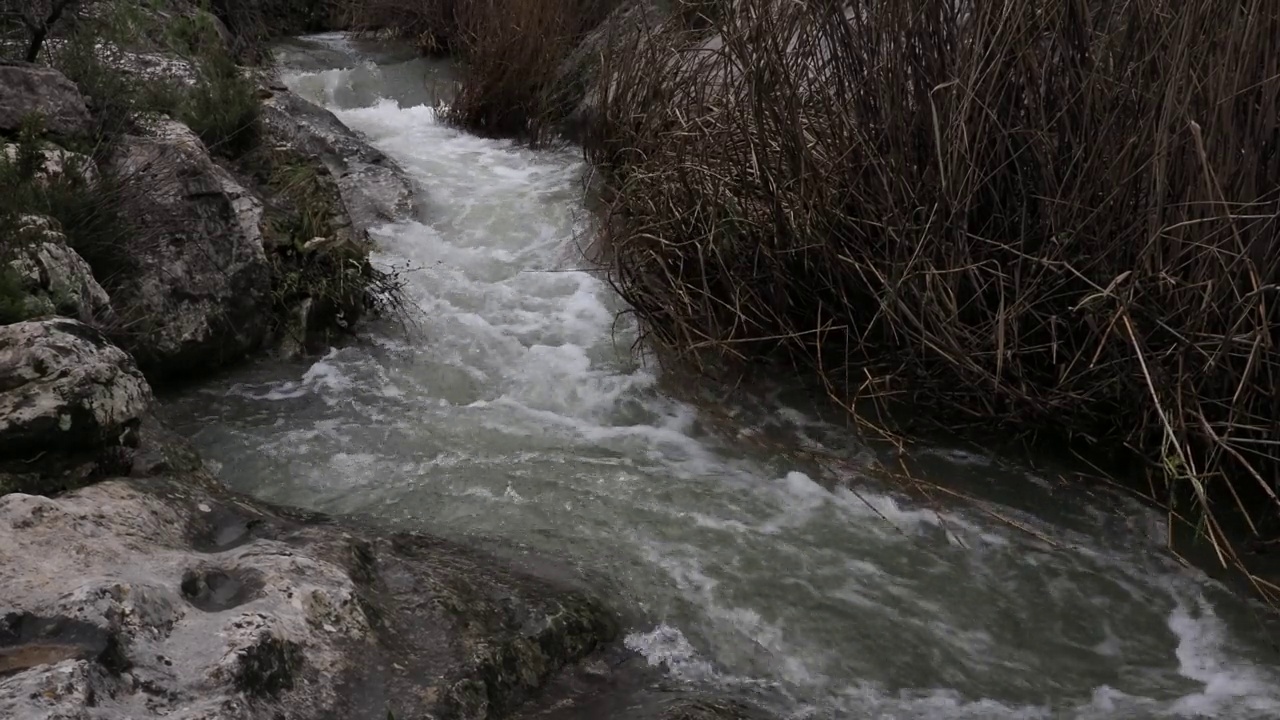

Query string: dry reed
347 0 621 143
586 0 1280 570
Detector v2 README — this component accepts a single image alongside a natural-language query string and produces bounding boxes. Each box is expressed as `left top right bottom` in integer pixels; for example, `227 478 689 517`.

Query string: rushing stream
164 33 1280 719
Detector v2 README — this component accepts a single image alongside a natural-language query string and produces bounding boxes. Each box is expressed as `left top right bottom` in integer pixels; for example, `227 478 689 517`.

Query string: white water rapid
163 33 1280 720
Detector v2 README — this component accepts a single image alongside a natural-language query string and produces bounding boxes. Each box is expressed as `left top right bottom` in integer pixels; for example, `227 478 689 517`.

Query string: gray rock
259 86 419 229
0 318 150 459
95 42 200 87
1 143 100 185
0 62 92 137
106 118 272 379
8 216 114 326
0 474 619 720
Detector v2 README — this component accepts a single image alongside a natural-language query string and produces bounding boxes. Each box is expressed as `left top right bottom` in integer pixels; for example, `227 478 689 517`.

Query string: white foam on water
625 625 726 686
1166 594 1280 716
758 471 832 534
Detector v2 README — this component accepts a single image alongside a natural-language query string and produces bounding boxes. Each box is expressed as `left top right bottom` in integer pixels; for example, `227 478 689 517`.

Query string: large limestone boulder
107 118 273 379
0 475 620 719
0 318 150 459
7 216 114 326
0 62 93 137
259 86 418 229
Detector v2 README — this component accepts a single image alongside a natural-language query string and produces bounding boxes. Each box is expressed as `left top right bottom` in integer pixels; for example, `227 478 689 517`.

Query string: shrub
247 147 407 351
45 1 261 159
0 115 138 289
177 48 261 159
52 32 184 142
587 0 1280 568
0 266 31 326
443 0 589 141
347 0 621 143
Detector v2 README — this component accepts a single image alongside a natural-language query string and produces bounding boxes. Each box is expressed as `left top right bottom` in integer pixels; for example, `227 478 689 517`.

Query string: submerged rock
107 118 272 380
652 698 773 720
0 473 619 720
0 63 92 137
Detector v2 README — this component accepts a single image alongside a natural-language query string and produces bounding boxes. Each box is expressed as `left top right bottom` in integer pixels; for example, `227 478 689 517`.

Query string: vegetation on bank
1 0 265 292
0 115 136 293
347 0 626 143
1 0 401 360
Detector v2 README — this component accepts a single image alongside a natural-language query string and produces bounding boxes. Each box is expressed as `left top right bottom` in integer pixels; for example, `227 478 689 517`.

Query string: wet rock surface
0 474 623 720
0 614 121 679
522 656 776 720
0 318 149 460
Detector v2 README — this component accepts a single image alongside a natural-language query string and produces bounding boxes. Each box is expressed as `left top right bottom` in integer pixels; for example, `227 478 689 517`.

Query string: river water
163 33 1280 719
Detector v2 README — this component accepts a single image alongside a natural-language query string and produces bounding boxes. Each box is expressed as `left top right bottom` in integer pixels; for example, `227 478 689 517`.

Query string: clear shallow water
165 33 1280 719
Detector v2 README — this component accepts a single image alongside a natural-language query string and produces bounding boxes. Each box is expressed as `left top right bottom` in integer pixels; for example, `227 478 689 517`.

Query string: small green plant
250 148 405 352
177 48 262 159
48 0 261 159
0 113 136 289
0 266 33 326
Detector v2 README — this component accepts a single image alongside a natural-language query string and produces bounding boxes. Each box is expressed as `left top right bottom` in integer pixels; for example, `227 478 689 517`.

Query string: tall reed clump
348 0 621 143
587 0 1280 578
345 0 461 54
444 0 592 141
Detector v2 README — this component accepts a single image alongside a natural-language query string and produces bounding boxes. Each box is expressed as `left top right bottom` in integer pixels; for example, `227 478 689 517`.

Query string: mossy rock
246 144 388 357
